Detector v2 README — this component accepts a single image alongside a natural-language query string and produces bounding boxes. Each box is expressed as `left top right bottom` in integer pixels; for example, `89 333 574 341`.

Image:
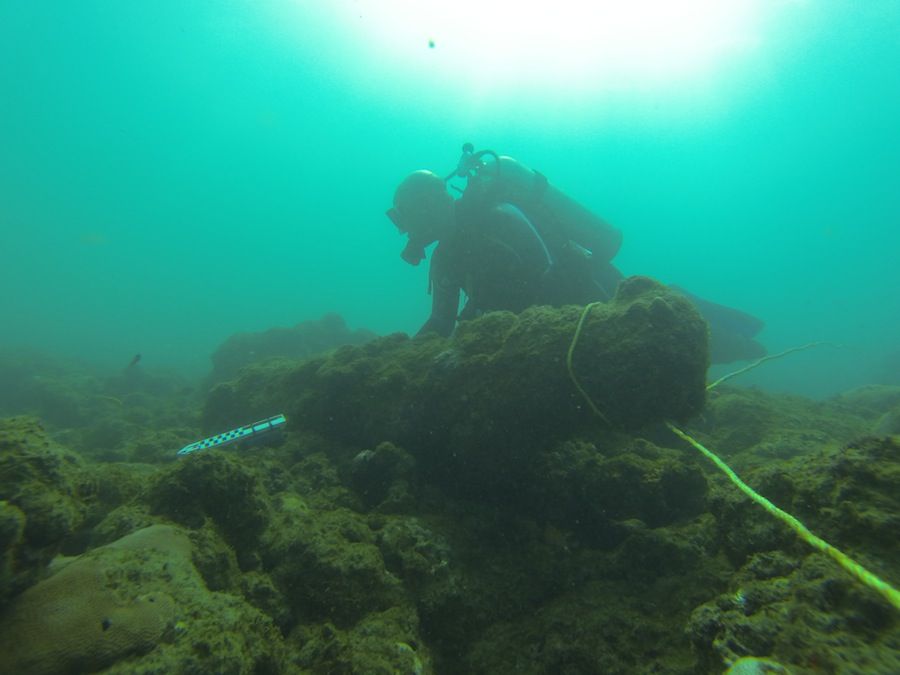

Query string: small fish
127 354 141 368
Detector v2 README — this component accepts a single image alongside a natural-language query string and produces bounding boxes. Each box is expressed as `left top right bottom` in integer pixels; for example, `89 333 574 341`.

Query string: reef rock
207 312 377 386
202 277 709 505
0 416 90 599
206 277 708 463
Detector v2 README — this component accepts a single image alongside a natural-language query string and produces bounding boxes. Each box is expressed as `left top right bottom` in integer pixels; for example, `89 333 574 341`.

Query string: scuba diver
386 144 765 363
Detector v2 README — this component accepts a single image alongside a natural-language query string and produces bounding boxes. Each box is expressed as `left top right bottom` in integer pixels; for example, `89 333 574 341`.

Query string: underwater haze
2 0 899 397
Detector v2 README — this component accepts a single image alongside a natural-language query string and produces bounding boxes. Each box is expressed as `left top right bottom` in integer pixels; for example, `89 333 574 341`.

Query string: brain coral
0 526 181 674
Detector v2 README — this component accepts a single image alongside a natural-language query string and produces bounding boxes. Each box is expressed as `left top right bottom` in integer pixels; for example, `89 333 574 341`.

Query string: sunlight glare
330 0 767 92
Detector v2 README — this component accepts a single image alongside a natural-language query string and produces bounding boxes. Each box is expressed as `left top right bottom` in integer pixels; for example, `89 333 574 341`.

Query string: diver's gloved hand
401 240 426 266
415 315 454 338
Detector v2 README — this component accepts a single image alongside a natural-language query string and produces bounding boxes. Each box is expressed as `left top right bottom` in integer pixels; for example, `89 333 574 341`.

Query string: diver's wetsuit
417 199 625 337
418 203 553 337
411 181 766 363
414 199 766 364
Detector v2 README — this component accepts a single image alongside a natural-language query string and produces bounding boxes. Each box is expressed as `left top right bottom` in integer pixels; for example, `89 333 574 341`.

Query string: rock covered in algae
0 416 91 599
145 450 271 555
683 434 900 673
0 500 27 605
290 606 430 673
205 276 708 456
687 550 900 674
262 504 407 626
207 311 377 386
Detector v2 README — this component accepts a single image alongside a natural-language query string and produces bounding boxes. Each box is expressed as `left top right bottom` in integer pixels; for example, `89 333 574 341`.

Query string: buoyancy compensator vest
447 143 623 265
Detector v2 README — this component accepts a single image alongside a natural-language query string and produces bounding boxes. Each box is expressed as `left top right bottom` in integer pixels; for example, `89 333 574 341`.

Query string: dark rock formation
207 312 377 386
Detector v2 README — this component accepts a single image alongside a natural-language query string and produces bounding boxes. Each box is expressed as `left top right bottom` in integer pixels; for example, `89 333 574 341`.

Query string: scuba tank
447 143 623 264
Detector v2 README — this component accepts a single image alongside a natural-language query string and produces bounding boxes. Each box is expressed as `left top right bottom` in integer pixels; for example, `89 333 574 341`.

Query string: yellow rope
707 341 837 390
564 311 898 611
666 421 900 612
565 302 610 425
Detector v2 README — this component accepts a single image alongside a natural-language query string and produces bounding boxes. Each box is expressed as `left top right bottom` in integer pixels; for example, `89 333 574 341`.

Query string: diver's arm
417 277 459 337
592 260 624 300
416 249 460 338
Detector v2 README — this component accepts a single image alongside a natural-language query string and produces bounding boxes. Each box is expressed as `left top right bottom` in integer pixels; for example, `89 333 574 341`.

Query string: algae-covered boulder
145 451 271 559
262 504 406 626
873 404 900 436
681 431 900 672
350 441 418 511
0 350 91 427
208 312 377 386
0 416 90 598
687 551 900 673
834 384 900 416
303 276 705 438
530 436 709 543
0 501 26 605
290 606 431 673
697 434 900 571
204 277 707 472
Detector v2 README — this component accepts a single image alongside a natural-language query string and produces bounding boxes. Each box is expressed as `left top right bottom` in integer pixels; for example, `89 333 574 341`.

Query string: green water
2 1 898 397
